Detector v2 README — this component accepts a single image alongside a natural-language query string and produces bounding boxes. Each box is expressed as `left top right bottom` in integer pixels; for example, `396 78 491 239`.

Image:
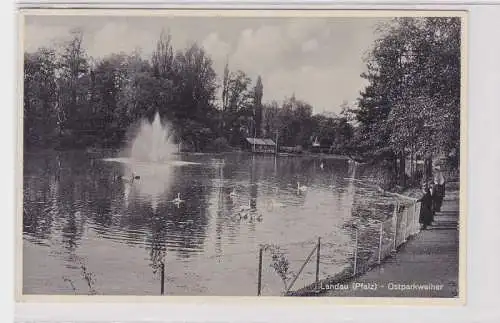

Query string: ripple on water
23 151 392 295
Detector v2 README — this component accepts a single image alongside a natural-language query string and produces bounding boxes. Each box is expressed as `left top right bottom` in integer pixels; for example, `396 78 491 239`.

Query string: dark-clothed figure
429 182 436 223
432 166 446 212
417 184 433 230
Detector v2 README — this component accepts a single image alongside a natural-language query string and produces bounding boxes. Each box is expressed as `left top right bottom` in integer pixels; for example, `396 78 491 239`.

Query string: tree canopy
352 17 461 169
24 30 354 153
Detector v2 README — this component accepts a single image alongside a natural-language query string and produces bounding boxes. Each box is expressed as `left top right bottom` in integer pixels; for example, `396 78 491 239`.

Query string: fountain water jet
129 112 176 163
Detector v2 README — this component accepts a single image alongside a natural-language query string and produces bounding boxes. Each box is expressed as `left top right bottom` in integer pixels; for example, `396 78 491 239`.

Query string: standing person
433 166 446 212
429 181 436 224
417 183 433 230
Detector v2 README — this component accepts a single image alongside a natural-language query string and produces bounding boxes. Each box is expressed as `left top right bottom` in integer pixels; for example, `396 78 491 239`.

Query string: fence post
315 237 321 283
414 203 418 234
402 208 408 242
393 202 399 251
377 221 383 264
353 228 358 277
415 202 421 233
257 247 263 296
160 262 165 295
410 204 415 235
286 244 318 293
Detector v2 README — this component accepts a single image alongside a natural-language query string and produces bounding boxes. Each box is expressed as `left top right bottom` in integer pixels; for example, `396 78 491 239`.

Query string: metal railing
351 201 421 277
257 199 422 296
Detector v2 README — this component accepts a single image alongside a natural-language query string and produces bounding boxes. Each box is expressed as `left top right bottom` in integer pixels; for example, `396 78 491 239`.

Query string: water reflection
23 151 393 295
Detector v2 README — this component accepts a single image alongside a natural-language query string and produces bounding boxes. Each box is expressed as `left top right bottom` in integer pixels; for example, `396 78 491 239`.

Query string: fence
351 200 421 278
153 200 422 296
256 199 422 296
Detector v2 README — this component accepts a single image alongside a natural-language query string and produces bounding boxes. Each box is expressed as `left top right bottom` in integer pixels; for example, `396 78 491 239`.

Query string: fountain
103 112 198 212
129 112 176 163
104 112 198 166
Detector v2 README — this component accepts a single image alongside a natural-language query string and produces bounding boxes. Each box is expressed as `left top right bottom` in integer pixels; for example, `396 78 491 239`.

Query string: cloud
201 32 232 72
262 65 369 113
22 16 383 113
23 24 70 52
229 25 288 75
226 20 328 79
87 22 158 58
285 19 328 42
301 39 319 53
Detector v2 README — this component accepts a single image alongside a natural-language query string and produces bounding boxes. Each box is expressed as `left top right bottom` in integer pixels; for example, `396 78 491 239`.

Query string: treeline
24 29 353 152
350 17 461 184
24 17 461 181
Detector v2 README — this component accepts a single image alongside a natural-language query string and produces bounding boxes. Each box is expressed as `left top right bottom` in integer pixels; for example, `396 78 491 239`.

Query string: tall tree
353 17 461 184
57 28 90 144
174 43 218 150
253 76 263 137
24 48 58 146
219 64 253 145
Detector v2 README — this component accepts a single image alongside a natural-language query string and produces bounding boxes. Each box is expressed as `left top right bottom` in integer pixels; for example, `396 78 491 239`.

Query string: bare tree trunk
424 154 433 182
399 150 406 187
410 150 414 184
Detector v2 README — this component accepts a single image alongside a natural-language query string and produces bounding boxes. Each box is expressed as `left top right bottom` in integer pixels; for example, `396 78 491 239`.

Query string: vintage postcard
17 8 467 304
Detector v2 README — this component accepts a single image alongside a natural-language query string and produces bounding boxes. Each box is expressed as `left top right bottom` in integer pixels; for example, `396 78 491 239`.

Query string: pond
22 150 389 296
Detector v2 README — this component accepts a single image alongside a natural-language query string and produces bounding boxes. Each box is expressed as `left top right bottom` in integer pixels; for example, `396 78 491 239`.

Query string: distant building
280 146 303 154
311 136 333 154
245 138 276 154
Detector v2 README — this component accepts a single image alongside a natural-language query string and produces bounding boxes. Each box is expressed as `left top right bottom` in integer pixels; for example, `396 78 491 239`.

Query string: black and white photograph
19 9 465 299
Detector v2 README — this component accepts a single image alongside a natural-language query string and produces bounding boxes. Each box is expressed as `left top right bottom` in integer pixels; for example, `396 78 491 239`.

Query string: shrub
206 137 232 153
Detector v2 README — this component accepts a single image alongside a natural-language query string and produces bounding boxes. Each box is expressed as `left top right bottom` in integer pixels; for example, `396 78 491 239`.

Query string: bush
206 137 232 153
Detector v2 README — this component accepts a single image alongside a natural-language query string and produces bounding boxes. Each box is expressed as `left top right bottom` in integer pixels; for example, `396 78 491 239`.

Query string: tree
220 64 254 145
151 31 177 122
352 17 461 185
24 48 58 146
173 43 218 150
262 101 281 138
89 54 131 146
253 76 264 137
57 28 90 138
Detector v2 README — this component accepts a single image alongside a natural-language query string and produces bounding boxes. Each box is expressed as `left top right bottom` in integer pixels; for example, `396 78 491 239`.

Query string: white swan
240 210 249 219
267 199 286 209
172 193 184 205
237 198 256 212
231 212 244 220
237 203 251 213
297 182 308 192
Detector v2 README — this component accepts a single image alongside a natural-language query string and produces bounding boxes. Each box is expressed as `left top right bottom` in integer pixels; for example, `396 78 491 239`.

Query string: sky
23 14 391 114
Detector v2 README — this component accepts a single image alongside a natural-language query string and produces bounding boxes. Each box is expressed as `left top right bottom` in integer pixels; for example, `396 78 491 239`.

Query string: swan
172 193 184 205
267 199 285 209
237 198 256 212
320 162 324 170
230 212 243 220
297 182 308 192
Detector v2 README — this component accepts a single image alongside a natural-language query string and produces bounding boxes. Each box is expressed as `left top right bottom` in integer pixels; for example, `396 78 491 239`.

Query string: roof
262 139 276 146
246 138 276 146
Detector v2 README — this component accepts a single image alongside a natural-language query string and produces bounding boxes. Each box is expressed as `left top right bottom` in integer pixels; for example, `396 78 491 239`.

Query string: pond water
22 150 388 296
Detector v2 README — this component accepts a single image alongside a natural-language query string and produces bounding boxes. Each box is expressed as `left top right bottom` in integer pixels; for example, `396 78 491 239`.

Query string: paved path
322 192 459 298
